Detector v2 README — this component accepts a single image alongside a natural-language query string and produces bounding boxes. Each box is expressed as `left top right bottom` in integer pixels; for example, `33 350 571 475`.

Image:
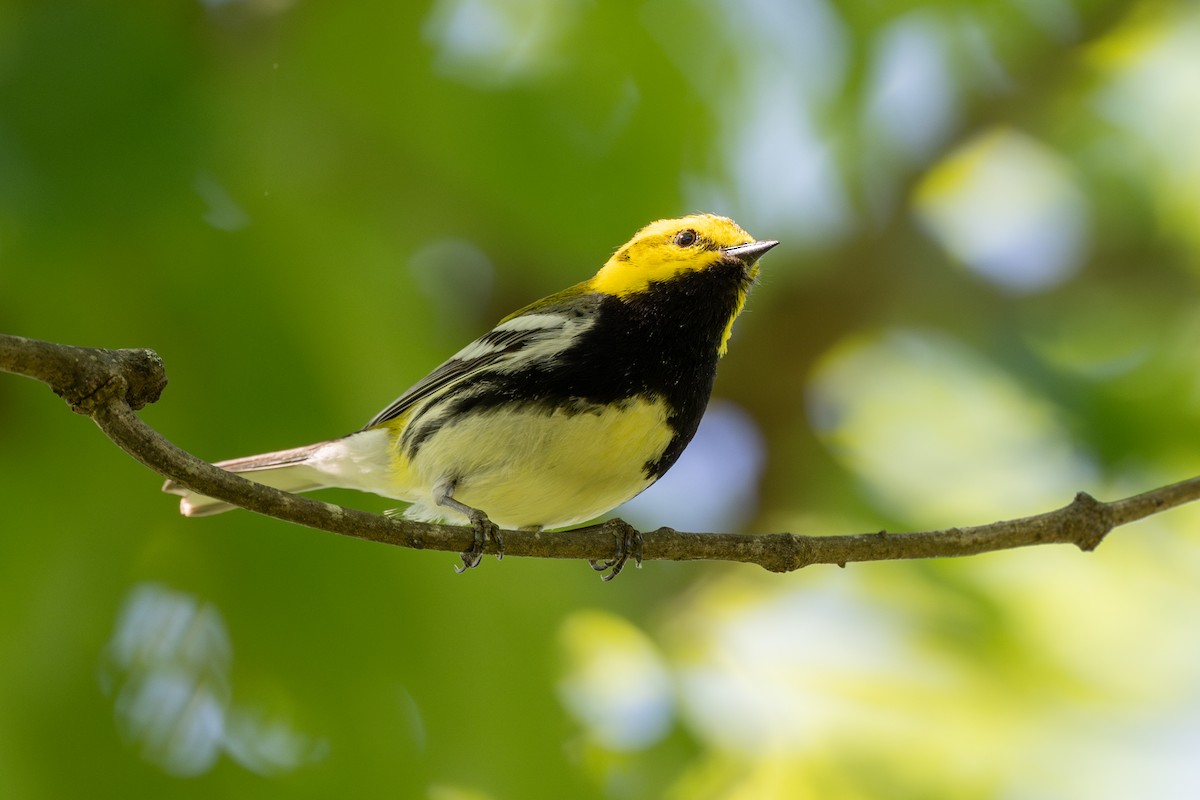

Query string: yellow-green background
4 1 1200 797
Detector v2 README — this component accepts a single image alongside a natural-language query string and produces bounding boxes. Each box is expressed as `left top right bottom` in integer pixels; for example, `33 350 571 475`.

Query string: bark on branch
3 332 1196 573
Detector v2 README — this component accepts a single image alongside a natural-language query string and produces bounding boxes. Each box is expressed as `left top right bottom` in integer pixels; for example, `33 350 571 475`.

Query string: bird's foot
588 519 642 582
455 509 503 573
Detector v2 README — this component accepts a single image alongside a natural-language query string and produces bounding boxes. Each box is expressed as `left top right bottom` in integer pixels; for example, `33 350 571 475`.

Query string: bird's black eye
674 229 698 248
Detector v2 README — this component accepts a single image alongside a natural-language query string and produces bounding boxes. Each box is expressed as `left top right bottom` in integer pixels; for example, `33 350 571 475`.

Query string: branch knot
1065 491 1115 552
59 347 167 414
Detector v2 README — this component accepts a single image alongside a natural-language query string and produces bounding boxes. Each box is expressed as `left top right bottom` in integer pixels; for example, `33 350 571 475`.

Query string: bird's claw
588 520 642 581
455 511 503 573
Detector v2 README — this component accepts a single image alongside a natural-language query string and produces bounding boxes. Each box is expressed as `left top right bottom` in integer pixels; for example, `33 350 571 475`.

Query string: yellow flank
590 213 756 298
391 398 675 530
718 290 748 357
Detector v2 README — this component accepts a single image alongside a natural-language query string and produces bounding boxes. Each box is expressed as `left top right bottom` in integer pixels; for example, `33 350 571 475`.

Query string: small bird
164 214 776 576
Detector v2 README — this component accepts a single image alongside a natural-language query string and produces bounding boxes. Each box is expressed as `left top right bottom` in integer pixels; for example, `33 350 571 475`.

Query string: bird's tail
162 442 331 517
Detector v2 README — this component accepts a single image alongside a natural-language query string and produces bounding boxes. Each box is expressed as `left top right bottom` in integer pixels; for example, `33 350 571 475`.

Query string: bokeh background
4 0 1200 797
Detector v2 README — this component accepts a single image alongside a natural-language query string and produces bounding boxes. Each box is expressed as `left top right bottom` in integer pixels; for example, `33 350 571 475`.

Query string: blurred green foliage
4 0 1200 797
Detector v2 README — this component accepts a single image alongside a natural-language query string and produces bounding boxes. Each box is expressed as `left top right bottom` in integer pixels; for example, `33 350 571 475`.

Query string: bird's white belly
399 397 675 529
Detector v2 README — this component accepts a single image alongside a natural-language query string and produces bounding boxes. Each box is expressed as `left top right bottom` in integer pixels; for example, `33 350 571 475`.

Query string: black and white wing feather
362 306 595 429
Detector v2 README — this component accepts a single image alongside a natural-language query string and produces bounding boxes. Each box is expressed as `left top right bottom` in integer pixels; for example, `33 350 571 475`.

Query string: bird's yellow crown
589 213 757 297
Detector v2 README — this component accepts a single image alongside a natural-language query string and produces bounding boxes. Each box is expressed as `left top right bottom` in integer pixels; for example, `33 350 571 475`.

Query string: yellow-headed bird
164 214 777 576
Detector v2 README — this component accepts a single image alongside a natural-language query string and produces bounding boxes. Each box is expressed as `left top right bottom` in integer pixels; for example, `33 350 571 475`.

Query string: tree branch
3 332 1197 573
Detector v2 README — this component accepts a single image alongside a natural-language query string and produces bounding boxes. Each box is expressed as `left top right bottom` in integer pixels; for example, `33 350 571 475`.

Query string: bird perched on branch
164 214 777 578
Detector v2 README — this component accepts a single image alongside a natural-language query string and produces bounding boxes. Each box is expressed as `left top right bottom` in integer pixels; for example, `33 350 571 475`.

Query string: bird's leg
434 481 503 572
588 519 643 582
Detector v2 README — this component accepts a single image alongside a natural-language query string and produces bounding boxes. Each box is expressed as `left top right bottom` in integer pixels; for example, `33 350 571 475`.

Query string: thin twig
3 332 1198 573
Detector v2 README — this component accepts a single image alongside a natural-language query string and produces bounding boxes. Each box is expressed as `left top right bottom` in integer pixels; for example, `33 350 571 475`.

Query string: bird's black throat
445 259 752 480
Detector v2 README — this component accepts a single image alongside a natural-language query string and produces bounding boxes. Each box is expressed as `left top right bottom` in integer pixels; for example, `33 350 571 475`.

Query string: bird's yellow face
589 213 759 298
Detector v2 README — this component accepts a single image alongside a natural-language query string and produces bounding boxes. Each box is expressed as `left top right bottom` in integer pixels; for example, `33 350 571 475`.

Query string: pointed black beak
722 239 779 266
